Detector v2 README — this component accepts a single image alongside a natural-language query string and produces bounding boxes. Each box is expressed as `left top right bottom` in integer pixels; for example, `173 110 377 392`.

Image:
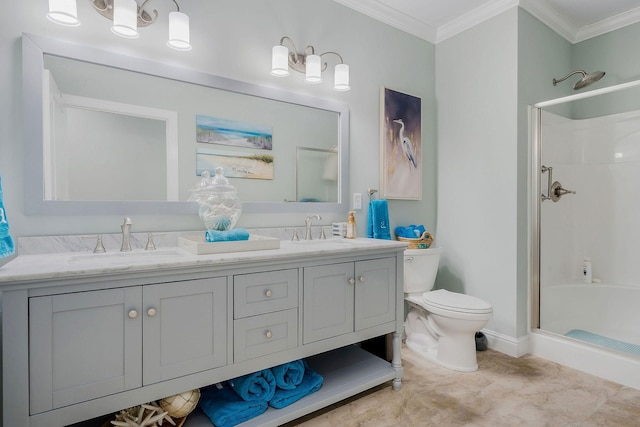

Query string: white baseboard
482 328 529 357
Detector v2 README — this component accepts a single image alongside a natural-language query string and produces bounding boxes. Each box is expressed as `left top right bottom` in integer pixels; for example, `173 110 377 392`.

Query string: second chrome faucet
305 214 321 240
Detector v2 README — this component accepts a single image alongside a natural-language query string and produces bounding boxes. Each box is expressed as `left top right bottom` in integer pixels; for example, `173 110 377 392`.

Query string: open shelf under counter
184 345 401 427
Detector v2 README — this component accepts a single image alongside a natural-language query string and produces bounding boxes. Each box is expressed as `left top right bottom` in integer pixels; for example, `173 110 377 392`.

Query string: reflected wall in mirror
23 33 349 215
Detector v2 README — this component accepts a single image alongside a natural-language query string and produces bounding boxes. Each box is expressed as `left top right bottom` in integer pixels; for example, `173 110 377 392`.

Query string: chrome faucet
305 214 321 240
120 217 132 252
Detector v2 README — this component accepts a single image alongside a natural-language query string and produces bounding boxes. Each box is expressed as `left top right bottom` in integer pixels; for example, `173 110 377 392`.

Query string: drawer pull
147 307 157 317
358 275 365 283
264 289 273 298
127 309 138 319
265 330 273 339
348 277 356 285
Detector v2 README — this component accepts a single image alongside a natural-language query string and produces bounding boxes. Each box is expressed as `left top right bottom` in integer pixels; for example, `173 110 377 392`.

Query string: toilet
403 247 493 372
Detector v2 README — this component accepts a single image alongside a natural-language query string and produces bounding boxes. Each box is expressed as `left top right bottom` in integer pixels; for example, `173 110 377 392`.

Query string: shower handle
550 181 576 202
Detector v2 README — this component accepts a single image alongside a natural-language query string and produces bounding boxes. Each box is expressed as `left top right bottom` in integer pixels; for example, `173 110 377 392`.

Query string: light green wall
0 0 436 238
436 9 519 338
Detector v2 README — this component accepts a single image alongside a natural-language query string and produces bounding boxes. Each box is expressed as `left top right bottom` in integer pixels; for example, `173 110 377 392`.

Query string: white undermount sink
67 249 186 265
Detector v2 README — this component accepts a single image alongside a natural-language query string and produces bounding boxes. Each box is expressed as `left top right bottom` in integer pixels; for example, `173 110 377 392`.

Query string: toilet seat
422 289 492 315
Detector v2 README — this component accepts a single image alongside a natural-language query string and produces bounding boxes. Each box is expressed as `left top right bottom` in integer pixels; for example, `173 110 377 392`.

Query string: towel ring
368 189 378 201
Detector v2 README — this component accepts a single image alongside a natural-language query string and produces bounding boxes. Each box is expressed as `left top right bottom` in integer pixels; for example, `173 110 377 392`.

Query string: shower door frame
529 78 640 333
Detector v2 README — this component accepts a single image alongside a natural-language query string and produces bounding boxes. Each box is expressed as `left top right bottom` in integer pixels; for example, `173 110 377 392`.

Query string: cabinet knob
264 289 273 298
348 277 356 285
128 309 138 319
358 275 365 283
147 307 157 317
265 330 273 339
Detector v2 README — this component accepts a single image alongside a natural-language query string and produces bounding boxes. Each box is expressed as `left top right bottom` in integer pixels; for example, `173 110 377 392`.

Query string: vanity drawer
233 309 298 362
234 269 298 318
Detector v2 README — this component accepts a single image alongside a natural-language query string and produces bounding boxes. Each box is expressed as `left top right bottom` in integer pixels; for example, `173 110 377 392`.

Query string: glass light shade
305 54 322 84
47 0 80 26
334 63 350 91
271 45 289 77
111 0 139 39
168 11 192 51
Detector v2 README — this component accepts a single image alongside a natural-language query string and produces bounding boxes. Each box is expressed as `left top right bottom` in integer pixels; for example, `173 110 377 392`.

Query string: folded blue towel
0 177 15 259
199 383 268 427
205 228 250 243
367 199 391 240
269 367 324 409
272 359 305 390
229 368 276 402
394 224 425 239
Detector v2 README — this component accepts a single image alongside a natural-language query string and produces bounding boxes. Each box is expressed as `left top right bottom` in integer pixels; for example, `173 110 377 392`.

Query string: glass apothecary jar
188 167 242 231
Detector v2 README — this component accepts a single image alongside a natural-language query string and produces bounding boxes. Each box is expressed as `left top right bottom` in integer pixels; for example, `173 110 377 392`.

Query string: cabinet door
303 262 354 344
143 277 227 384
29 287 142 414
355 258 396 331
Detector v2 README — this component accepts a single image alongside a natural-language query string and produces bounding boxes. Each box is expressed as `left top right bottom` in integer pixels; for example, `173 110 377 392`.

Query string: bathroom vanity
0 237 406 427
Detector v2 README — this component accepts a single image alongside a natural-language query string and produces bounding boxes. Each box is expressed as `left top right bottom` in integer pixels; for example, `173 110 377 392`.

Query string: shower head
553 70 606 90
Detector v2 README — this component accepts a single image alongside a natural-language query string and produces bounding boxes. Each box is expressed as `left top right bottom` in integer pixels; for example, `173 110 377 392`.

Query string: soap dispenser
346 211 356 239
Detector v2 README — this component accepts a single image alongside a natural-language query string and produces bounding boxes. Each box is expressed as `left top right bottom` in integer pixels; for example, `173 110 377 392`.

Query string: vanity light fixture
271 36 350 91
47 0 192 51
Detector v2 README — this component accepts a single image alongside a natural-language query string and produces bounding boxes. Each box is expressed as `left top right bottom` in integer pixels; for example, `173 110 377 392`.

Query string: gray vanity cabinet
303 257 396 344
28 277 227 415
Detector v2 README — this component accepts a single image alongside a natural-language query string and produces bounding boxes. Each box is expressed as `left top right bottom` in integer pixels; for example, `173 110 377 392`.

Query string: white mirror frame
22 33 350 215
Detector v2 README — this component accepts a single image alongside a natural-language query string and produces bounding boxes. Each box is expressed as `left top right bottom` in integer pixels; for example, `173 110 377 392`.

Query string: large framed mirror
22 33 349 215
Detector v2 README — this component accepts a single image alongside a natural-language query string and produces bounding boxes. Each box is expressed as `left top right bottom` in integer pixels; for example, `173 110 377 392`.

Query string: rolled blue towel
0 177 15 259
199 383 268 427
272 359 305 390
269 367 323 409
367 199 391 240
205 228 250 243
394 224 425 239
229 368 276 402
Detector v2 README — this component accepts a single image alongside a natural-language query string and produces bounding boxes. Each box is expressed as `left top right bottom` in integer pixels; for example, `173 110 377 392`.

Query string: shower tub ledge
530 282 640 390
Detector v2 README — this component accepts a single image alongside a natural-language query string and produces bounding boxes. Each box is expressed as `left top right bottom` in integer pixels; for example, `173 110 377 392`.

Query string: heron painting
381 87 422 199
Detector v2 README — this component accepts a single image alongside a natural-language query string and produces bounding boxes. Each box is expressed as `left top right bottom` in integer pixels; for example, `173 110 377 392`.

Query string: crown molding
436 0 519 43
574 6 640 43
333 0 437 43
334 0 640 45
518 0 577 43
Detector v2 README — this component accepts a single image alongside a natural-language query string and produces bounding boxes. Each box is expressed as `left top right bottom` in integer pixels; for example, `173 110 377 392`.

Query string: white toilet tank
404 247 442 294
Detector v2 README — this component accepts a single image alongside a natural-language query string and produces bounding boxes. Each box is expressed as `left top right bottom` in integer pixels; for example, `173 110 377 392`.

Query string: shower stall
530 79 640 389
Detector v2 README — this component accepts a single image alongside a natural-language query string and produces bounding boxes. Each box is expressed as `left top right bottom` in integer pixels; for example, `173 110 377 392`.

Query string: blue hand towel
199 383 268 427
367 199 391 240
205 228 250 243
229 368 276 402
272 359 305 390
0 177 15 259
269 367 324 409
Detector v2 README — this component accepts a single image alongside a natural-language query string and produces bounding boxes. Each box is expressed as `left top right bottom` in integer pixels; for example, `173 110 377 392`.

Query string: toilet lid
422 289 492 314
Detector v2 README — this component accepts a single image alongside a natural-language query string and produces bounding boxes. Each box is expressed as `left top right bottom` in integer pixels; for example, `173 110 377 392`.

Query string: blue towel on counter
269 367 324 409
367 199 391 240
229 368 276 402
0 177 15 259
394 224 425 239
272 359 305 390
199 383 268 427
205 228 250 243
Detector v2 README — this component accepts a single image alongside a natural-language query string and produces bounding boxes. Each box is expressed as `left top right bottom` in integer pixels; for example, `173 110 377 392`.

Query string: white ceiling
334 0 640 44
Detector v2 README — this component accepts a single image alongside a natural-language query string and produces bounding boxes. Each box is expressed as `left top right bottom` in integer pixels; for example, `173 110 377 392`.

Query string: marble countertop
0 236 407 285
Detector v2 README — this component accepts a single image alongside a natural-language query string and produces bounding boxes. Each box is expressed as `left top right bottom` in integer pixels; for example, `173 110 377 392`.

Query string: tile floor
283 346 640 427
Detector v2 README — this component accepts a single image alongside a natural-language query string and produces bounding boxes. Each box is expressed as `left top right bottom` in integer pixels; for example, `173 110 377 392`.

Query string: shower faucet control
541 165 576 202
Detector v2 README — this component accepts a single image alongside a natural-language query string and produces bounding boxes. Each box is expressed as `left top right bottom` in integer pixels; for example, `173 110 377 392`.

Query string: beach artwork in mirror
196 115 274 180
23 33 349 215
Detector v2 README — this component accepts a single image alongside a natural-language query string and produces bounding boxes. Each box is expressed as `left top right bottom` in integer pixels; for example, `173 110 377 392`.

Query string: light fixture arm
552 70 586 86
